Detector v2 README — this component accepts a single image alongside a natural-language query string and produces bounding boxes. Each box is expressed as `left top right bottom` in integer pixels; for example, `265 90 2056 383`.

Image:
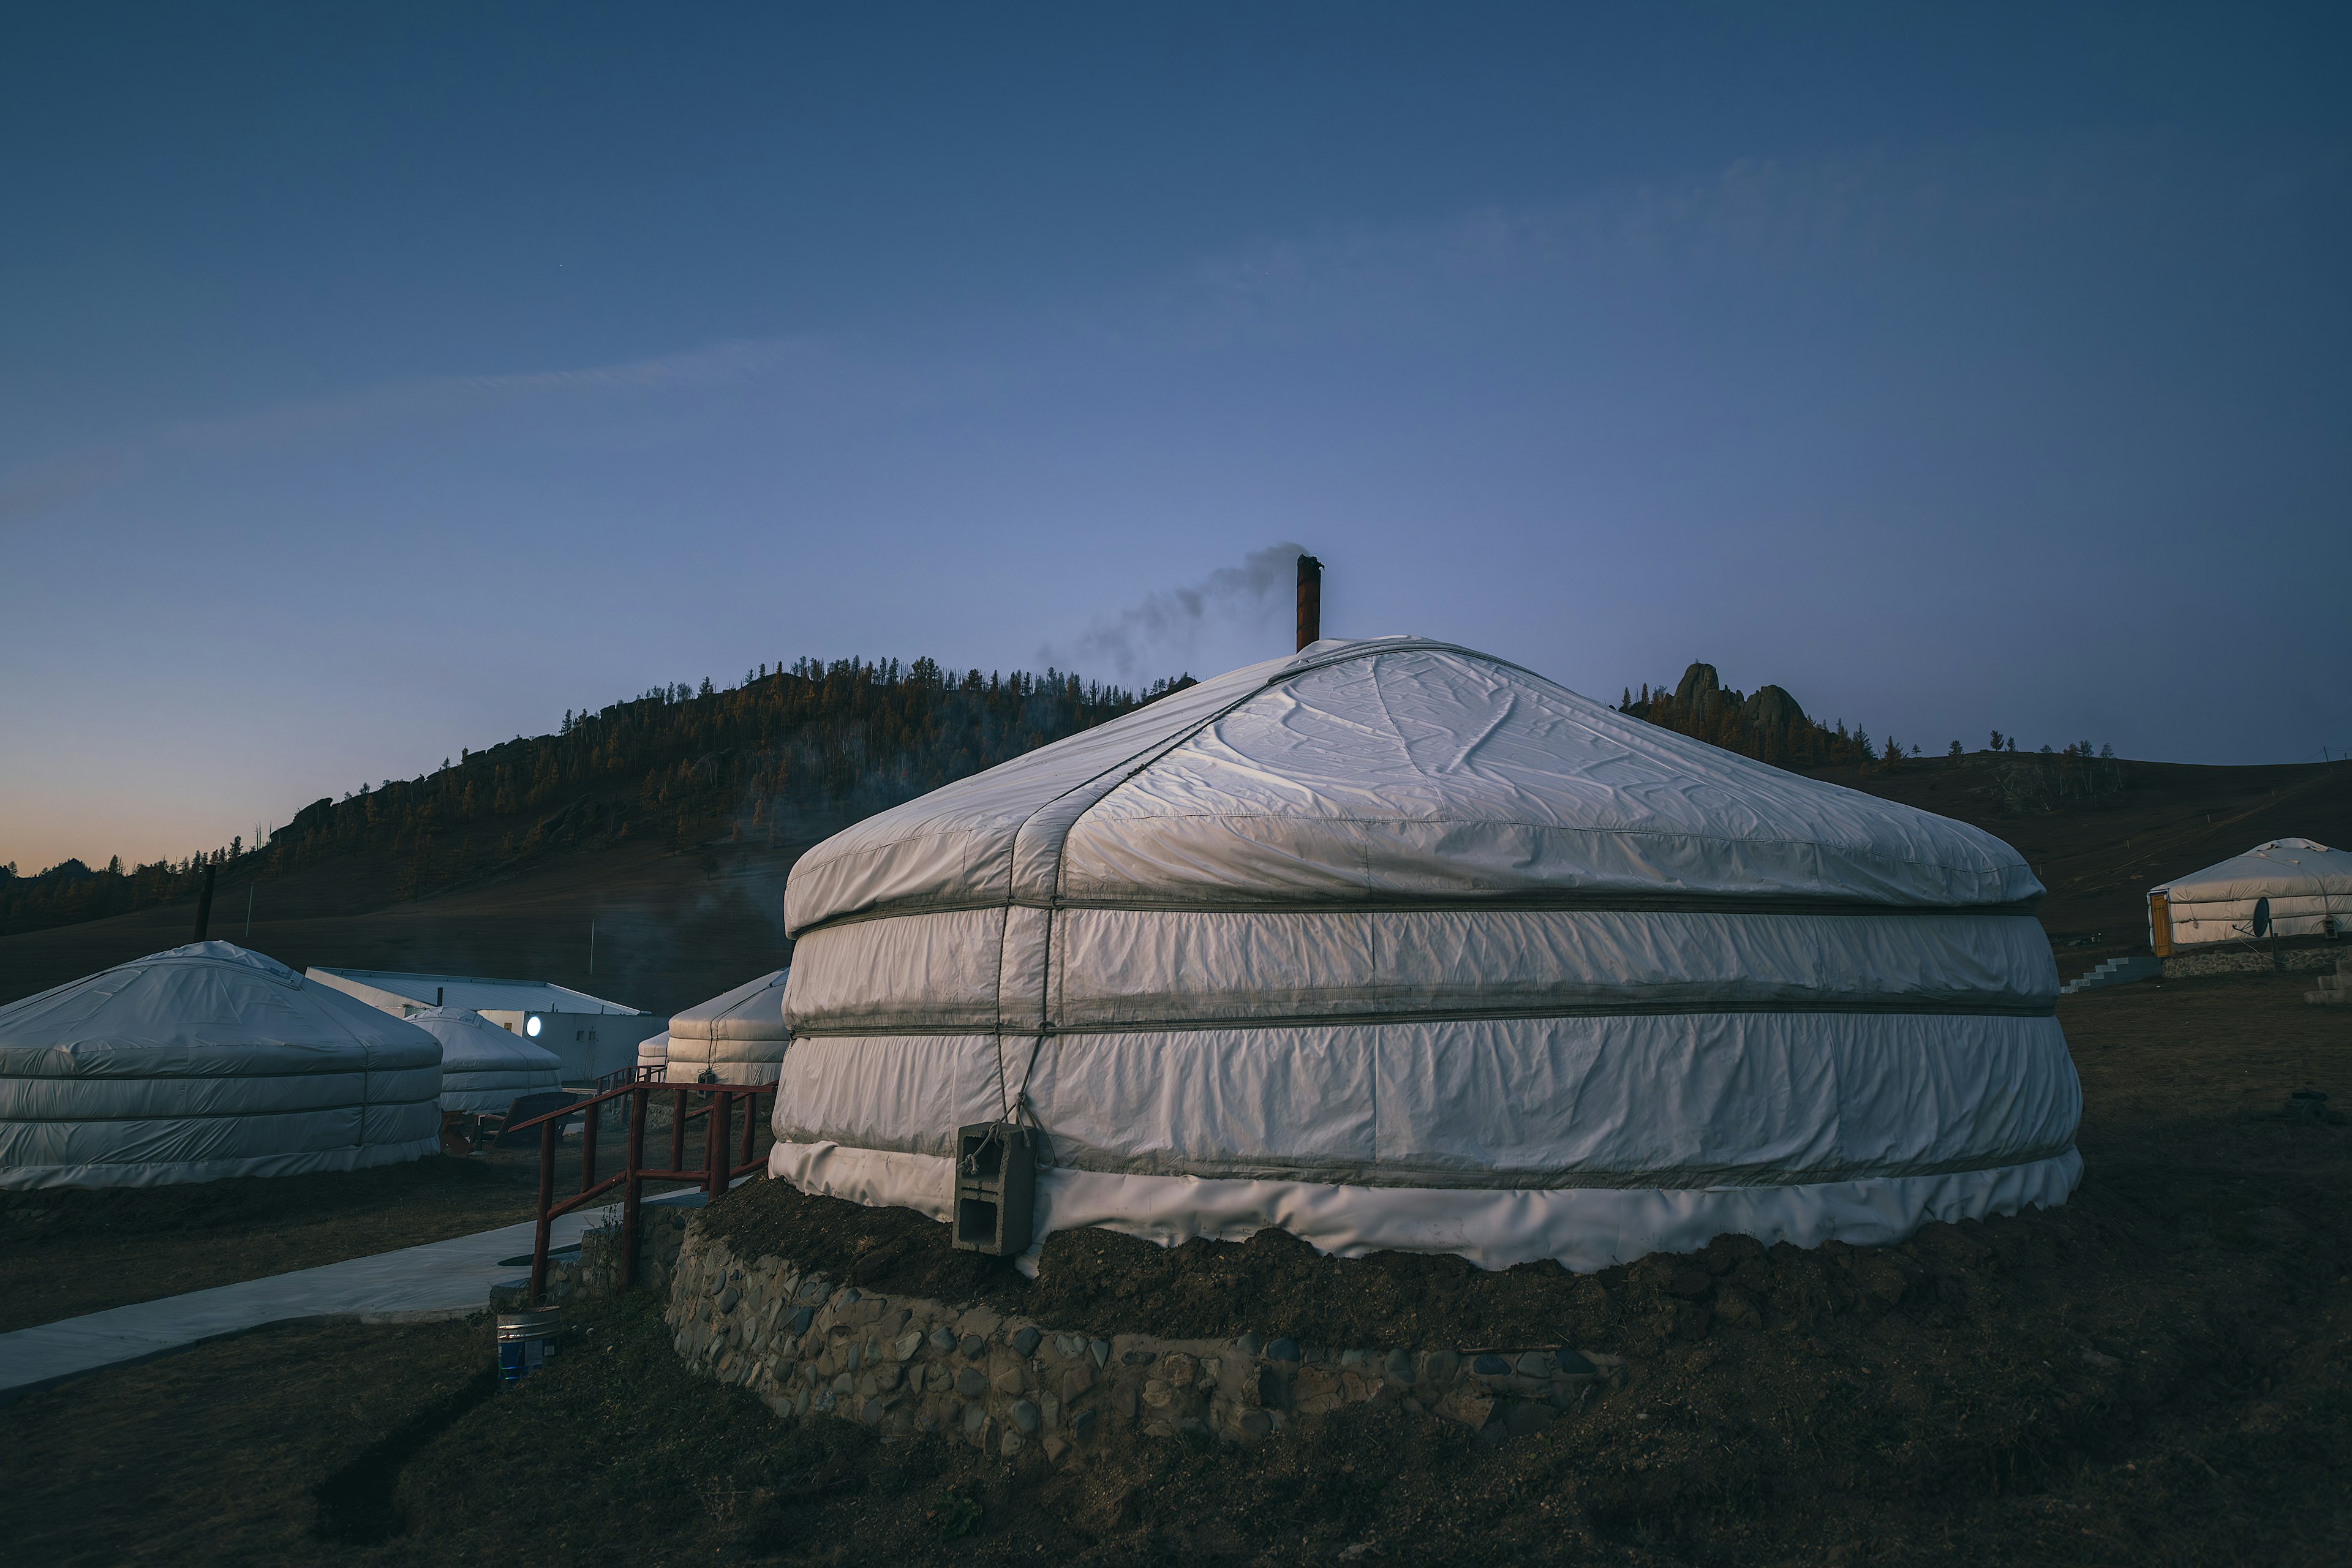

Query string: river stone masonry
663 1227 1629 1460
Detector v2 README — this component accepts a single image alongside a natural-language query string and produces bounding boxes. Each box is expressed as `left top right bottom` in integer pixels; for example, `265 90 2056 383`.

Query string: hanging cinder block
951 1121 1036 1256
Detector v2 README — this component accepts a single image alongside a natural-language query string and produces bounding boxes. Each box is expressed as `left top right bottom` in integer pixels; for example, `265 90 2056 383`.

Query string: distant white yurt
667 971 788 1085
2149 839 2352 952
636 1030 671 1080
0 941 443 1189
402 1005 564 1112
773 636 2079 1271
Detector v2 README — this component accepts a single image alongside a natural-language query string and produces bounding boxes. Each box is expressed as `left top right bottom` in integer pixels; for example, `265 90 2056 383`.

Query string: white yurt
636 1029 671 1081
2149 839 2352 951
771 636 2079 1272
667 970 789 1085
0 941 443 1189
401 1004 565 1111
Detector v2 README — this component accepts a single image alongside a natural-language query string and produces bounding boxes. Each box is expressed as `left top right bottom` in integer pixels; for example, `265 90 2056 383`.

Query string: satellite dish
2252 896 2271 940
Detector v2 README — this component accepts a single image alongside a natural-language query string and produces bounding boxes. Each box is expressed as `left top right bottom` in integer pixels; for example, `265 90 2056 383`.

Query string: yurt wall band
769 636 2079 1275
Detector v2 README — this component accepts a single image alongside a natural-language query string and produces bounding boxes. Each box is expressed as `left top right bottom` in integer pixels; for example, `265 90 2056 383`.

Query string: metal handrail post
529 1115 557 1305
579 1094 600 1197
739 1085 759 1167
668 1085 687 1174
619 1082 648 1289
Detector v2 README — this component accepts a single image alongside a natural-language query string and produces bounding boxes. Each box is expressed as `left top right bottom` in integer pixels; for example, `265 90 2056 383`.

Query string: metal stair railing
505 1079 777 1308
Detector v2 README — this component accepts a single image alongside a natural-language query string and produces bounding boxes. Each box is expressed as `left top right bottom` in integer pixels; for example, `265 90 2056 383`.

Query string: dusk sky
4 4 2348 874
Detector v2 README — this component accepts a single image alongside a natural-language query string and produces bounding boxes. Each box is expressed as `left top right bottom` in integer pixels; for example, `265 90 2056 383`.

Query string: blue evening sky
4 3 2347 870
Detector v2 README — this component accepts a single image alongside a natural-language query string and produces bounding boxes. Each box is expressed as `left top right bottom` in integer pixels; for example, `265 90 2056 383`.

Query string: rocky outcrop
1741 683 1807 734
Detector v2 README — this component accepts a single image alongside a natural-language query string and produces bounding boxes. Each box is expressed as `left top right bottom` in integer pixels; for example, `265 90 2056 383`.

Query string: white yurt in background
402 1004 565 1111
0 941 443 1189
667 970 789 1084
636 1029 671 1081
2148 839 2352 952
772 636 2079 1272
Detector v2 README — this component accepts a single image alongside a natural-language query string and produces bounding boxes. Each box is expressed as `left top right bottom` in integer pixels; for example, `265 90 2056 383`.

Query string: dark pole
619 1083 648 1289
1295 553 1323 652
529 1117 557 1305
192 864 217 943
704 1088 730 1202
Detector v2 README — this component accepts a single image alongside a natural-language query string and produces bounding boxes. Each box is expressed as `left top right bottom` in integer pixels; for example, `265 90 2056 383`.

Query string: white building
306 967 662 1082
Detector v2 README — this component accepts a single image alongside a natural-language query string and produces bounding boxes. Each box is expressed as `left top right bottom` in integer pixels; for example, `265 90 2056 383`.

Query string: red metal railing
506 1080 777 1306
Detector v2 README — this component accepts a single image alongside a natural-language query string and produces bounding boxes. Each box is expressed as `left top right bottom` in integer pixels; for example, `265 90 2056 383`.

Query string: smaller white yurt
0 941 442 1189
402 1005 565 1112
636 1030 671 1081
666 970 789 1085
2150 839 2352 952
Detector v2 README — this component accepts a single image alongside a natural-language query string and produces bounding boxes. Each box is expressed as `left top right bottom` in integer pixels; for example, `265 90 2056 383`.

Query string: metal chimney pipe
192 864 217 943
1295 553 1323 652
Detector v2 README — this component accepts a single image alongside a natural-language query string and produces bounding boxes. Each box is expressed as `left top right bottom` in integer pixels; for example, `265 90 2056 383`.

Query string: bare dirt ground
6 965 2346 1566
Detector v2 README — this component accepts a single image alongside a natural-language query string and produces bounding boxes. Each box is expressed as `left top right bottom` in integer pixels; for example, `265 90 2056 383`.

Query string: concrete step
2060 955 2162 995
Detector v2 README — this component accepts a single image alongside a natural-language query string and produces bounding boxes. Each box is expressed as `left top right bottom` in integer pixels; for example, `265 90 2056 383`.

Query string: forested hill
0 659 1197 938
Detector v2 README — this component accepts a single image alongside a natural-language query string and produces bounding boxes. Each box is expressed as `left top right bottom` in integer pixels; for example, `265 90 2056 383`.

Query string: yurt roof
670 970 789 1041
0 941 439 1068
2153 839 2352 903
785 636 2039 938
401 1005 564 1073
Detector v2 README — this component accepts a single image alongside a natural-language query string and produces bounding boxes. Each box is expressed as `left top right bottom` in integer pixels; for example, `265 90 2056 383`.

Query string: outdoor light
525 1014 543 1038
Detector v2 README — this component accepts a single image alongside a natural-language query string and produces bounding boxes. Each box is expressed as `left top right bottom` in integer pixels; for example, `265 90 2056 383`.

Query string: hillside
7 657 2345 1010
0 657 1191 1011
1819 748 2352 974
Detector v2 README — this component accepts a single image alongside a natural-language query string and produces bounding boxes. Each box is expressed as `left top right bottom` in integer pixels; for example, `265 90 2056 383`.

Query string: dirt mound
704 1175 2043 1359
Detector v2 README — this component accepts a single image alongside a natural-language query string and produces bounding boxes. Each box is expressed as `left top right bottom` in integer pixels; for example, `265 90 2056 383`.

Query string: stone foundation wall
2164 944 2344 979
663 1228 1630 1460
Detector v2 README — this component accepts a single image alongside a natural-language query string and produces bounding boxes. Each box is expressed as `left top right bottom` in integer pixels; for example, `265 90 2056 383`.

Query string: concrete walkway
0 1188 710 1401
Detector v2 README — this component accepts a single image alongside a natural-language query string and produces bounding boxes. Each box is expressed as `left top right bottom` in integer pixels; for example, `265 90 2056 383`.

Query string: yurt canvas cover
772 636 2079 1272
404 1005 564 1111
637 1030 671 1079
668 970 789 1085
2149 839 2352 950
0 941 442 1189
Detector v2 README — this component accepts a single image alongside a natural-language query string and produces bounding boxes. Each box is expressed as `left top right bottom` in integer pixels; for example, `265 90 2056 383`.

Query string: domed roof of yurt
668 970 788 1084
402 1005 564 1112
0 941 443 1189
772 636 2079 1271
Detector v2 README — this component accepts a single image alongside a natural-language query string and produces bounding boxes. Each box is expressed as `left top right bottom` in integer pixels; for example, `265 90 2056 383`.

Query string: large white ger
772 636 2080 1271
668 970 790 1085
2149 839 2352 951
0 941 443 1189
402 1004 565 1111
